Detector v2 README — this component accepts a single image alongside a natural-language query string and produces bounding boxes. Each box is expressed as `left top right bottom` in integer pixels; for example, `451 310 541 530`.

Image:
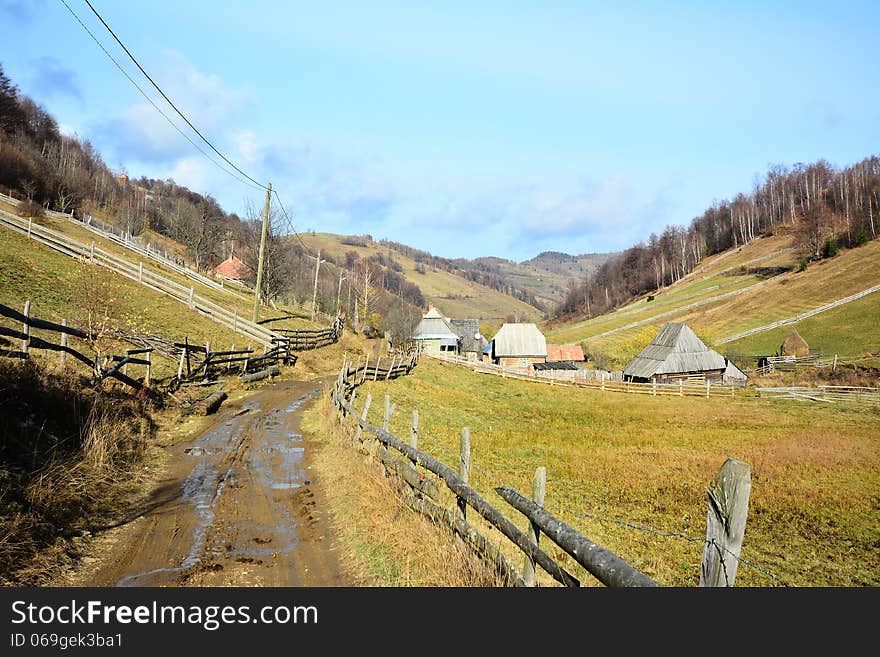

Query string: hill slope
545 232 880 369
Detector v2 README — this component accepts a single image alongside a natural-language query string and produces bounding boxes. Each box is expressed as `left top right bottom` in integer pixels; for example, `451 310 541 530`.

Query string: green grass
355 358 880 587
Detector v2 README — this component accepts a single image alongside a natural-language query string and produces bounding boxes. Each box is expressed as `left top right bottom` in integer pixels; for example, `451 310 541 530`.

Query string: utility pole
311 249 324 321
252 181 272 323
336 271 346 316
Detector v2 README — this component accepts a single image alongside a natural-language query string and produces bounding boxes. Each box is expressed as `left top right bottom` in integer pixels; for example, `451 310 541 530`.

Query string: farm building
623 322 737 384
546 344 585 366
487 323 547 368
450 319 486 361
211 253 251 282
412 306 460 355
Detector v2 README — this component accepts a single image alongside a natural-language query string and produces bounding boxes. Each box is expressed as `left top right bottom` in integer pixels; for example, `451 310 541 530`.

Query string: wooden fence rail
756 386 880 404
0 300 158 400
0 207 278 347
332 357 754 587
429 353 739 398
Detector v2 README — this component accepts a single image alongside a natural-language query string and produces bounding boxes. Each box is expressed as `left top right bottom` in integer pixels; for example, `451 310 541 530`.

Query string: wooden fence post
177 346 186 380
652 380 656 396
700 458 751 587
679 379 683 397
188 287 194 309
90 241 95 262
706 380 711 398
362 354 370 384
145 349 152 387
523 466 547 587
138 261 143 283
385 355 397 380
123 349 131 376
355 393 372 443
60 318 68 367
374 357 381 381
410 410 419 450
27 218 32 238
458 427 470 520
21 300 30 356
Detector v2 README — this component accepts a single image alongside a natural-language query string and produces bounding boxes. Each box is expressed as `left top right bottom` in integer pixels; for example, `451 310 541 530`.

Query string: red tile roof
546 344 585 361
211 254 251 280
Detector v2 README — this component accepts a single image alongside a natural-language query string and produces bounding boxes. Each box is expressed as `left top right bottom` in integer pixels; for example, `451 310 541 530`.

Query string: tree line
553 156 880 321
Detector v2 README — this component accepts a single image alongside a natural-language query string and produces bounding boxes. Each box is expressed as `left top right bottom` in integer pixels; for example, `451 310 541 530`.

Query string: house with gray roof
623 322 732 384
487 323 548 368
412 306 460 355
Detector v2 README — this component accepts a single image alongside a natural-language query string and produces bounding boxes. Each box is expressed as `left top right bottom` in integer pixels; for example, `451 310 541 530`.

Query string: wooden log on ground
186 389 227 415
495 486 657 587
240 365 280 383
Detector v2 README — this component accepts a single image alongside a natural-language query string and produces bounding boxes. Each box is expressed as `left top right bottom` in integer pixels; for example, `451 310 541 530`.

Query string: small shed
412 307 460 355
489 323 547 368
623 322 728 383
780 330 810 358
450 319 486 361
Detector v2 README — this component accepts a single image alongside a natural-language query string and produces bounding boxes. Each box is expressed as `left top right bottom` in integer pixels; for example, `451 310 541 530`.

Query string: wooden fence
273 316 345 352
0 301 159 400
331 359 753 587
428 353 739 398
0 207 279 347
756 385 880 404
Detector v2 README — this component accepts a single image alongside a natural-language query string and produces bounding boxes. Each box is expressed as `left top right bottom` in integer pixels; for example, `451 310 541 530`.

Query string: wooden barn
623 322 729 384
450 319 486 361
487 323 547 368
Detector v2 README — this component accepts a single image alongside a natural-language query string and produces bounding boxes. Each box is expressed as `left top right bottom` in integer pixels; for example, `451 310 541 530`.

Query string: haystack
780 330 810 358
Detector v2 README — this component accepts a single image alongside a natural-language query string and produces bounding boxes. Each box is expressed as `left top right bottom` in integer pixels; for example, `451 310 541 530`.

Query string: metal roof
492 323 547 358
546 344 585 361
533 361 579 371
413 307 459 341
623 322 726 379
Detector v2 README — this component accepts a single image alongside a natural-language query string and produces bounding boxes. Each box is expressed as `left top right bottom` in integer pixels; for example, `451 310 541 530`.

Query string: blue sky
2 0 878 260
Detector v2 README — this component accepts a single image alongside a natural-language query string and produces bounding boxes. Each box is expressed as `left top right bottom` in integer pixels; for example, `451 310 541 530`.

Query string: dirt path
68 379 346 587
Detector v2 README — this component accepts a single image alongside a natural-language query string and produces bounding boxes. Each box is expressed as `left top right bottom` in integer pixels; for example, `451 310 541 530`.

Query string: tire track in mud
86 379 344 587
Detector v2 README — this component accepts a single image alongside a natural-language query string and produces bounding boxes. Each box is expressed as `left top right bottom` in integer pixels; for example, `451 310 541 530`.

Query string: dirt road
74 379 346 587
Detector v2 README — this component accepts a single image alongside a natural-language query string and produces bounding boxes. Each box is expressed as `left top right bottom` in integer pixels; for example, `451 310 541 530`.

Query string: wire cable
58 0 264 192
82 0 268 191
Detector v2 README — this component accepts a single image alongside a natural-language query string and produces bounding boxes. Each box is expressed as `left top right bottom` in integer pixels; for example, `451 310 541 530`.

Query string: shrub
855 226 868 246
797 257 809 272
821 238 839 258
18 198 44 219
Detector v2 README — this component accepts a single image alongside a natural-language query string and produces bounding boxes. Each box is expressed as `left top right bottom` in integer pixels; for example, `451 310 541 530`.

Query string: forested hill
553 156 880 322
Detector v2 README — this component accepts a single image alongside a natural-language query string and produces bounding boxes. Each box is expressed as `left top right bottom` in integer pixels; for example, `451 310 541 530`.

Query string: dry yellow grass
345 358 879 587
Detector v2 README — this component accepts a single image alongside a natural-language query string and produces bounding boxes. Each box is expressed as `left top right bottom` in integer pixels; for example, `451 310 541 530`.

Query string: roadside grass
350 358 879 587
300 387 503 586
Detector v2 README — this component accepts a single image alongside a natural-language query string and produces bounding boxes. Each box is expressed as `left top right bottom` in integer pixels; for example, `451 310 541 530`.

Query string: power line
81 0 268 191
58 0 263 192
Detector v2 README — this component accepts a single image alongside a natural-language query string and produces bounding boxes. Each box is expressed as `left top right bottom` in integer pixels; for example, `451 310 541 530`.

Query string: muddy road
78 379 345 587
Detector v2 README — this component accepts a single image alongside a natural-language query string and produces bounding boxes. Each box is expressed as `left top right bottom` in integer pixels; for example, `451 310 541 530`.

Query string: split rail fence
428 353 739 398
756 385 880 404
0 301 159 400
0 207 279 347
331 358 753 587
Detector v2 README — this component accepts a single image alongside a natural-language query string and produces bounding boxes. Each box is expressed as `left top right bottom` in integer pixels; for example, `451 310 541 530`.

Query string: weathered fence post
410 410 419 450
21 300 30 356
188 287 195 309
458 427 470 520
700 458 751 587
652 380 656 396
60 318 68 367
123 349 131 376
27 218 32 238
374 357 381 381
177 346 186 380
355 393 372 443
523 466 547 587
138 261 143 283
385 355 397 380
90 241 95 262
233 311 238 335
679 379 683 397
145 349 152 387
706 380 711 398
362 354 370 384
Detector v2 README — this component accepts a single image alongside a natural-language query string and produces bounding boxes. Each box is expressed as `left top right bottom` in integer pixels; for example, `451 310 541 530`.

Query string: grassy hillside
306 232 542 330
348 358 880 586
546 232 880 369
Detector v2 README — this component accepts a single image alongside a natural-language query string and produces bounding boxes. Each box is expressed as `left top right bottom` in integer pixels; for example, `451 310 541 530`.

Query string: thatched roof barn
780 330 810 357
623 322 728 383
450 319 486 358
